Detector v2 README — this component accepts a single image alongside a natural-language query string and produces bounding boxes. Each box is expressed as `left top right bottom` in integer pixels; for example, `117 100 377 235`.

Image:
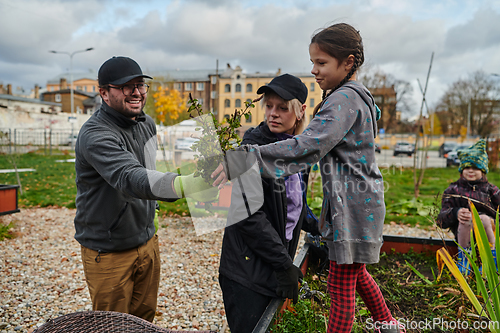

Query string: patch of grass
0 151 77 208
272 298 328 333
0 221 15 241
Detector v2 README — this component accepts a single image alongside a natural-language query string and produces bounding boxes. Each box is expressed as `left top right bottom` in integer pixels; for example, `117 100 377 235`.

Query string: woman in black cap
218 74 318 332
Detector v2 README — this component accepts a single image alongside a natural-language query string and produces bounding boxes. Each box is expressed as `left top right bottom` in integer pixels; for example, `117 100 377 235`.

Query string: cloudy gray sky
1 0 499 117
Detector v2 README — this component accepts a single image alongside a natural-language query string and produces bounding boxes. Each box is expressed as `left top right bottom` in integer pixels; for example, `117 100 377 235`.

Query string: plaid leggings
327 260 392 333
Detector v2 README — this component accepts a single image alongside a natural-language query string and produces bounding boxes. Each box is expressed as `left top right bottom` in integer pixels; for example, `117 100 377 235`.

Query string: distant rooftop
151 69 314 81
47 68 315 84
0 94 61 106
42 89 98 98
151 69 216 82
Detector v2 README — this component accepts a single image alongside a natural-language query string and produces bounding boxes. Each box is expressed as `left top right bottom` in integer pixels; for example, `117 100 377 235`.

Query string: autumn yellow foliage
153 86 188 125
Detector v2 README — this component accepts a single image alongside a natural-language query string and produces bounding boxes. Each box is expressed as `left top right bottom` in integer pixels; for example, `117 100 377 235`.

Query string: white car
393 141 415 157
175 137 199 151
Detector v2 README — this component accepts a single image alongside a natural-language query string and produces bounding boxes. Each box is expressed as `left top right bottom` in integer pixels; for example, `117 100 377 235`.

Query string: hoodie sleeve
239 86 371 179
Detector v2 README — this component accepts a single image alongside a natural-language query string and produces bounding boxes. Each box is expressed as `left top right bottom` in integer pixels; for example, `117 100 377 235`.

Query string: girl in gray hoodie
238 23 403 333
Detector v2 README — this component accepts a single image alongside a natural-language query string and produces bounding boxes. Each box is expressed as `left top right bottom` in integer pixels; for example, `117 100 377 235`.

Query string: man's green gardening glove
154 209 159 233
174 173 219 202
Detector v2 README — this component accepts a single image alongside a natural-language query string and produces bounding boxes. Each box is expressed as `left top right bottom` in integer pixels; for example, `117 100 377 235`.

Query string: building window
211 76 217 84
55 94 61 102
310 82 315 92
225 84 231 93
310 98 315 108
246 99 252 107
225 99 230 108
235 99 241 108
246 113 252 123
246 84 252 92
92 86 96 92
198 98 204 106
224 114 230 120
235 84 241 92
185 82 193 90
197 82 204 91
174 83 182 90
211 91 217 99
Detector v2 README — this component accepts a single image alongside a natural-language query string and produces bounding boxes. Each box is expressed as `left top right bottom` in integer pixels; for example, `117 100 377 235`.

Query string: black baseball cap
257 74 308 104
98 56 153 86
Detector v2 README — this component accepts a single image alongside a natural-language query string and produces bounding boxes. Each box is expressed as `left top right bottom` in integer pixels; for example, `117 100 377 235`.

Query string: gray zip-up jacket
240 81 384 264
74 102 178 252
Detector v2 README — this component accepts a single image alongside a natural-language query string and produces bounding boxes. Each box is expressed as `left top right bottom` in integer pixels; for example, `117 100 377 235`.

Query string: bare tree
436 70 500 137
358 68 414 132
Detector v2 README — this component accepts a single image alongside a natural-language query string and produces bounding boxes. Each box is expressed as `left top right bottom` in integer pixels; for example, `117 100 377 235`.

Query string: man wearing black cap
218 74 316 333
74 56 221 322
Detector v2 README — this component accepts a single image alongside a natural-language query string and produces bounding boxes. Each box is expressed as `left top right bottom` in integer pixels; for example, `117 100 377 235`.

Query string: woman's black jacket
218 122 316 297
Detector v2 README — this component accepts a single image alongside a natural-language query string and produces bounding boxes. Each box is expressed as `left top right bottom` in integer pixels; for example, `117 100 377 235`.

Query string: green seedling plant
436 202 500 332
386 197 433 217
406 260 434 285
186 93 257 184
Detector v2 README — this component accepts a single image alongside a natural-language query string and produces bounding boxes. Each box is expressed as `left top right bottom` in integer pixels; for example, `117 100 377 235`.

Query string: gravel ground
0 207 455 333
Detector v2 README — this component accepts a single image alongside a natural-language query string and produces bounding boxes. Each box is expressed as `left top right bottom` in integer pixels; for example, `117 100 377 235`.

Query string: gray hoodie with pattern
240 81 384 264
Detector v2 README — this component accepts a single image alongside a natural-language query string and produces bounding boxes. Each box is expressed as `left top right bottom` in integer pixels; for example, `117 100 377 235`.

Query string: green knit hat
458 139 489 174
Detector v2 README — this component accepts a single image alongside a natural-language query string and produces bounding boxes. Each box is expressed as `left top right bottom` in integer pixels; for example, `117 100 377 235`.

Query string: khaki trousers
81 235 160 322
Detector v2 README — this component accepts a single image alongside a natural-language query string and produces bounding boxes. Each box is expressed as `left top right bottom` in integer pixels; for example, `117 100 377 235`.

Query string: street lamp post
49 47 94 148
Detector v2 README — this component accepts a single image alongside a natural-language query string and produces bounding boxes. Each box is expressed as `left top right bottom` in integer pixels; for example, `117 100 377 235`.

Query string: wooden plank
0 168 36 173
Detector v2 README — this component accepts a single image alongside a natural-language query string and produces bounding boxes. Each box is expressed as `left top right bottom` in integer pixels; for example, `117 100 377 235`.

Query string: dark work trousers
219 274 272 333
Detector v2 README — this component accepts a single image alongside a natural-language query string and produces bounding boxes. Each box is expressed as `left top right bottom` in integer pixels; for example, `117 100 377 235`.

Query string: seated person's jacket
437 176 500 239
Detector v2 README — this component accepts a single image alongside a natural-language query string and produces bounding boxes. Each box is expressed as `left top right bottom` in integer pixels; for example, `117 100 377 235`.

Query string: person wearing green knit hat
458 139 489 174
437 139 500 274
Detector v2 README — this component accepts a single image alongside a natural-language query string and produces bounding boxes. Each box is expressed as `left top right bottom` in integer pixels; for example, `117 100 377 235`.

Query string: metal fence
0 128 78 154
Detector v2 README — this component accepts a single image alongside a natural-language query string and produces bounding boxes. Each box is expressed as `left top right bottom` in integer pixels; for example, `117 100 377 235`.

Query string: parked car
375 143 381 153
393 141 415 157
175 137 199 151
445 143 472 167
438 142 457 158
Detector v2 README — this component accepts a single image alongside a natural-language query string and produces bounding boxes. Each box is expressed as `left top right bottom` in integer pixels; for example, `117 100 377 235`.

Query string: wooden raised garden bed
253 235 458 332
0 184 20 216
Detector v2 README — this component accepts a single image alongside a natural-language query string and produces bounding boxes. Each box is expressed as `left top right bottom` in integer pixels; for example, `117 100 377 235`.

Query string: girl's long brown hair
311 23 364 116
